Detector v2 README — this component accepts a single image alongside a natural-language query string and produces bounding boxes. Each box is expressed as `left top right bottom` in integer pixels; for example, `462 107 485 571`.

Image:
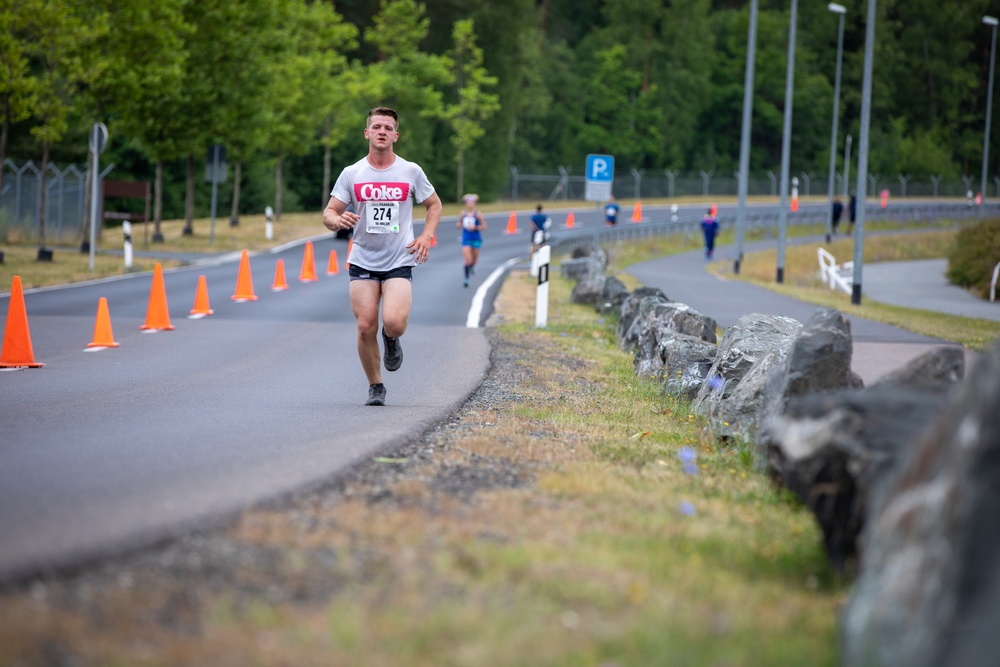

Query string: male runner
322 107 443 406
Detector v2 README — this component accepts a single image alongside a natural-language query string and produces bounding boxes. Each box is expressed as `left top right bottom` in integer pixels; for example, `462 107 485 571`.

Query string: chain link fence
1 159 89 245
508 167 1000 203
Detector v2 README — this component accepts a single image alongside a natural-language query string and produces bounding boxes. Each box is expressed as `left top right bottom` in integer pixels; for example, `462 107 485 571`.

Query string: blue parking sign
586 154 614 182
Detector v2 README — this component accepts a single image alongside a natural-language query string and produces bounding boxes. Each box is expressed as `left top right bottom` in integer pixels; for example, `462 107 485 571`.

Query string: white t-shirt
331 155 436 272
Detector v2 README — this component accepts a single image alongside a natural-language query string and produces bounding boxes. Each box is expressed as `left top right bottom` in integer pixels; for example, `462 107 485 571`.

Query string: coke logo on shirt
356 182 409 202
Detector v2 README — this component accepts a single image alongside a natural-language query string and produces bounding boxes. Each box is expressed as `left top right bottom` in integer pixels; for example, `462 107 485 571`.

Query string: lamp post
734 0 759 275
851 0 877 306
981 15 998 220
776 0 799 284
825 3 846 243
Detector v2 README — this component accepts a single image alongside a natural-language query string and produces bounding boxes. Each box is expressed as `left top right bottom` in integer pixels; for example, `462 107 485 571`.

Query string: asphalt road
0 201 705 583
0 199 987 583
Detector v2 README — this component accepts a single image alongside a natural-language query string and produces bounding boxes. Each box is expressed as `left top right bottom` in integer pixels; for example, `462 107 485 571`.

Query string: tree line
2 0 997 240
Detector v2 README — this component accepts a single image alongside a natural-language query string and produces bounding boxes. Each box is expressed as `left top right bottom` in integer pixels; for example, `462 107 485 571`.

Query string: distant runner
458 193 487 288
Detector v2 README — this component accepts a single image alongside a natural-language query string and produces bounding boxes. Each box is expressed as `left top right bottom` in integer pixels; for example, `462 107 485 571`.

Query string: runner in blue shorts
458 193 487 288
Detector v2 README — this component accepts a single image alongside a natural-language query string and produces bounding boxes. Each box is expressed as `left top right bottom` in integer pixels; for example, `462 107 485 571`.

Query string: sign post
585 154 615 202
535 245 551 328
88 122 108 271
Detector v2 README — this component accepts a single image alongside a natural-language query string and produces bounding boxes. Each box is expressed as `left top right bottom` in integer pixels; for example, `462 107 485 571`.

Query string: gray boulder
560 256 604 281
758 307 862 432
658 333 718 399
571 243 609 269
616 288 670 352
692 313 802 438
571 272 607 306
760 386 950 573
598 275 630 314
871 345 965 390
841 341 1000 667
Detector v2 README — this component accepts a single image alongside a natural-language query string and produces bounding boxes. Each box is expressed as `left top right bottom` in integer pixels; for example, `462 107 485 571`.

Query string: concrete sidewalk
626 243 988 385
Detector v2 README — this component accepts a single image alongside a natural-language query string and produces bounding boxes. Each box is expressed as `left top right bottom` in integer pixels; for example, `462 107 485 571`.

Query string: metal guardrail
548 201 996 257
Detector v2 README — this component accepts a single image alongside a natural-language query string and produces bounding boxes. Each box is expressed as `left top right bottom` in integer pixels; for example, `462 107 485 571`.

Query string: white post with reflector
122 220 133 269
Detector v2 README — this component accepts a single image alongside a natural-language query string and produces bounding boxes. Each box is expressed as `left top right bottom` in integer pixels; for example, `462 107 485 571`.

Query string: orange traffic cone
87 297 120 348
0 276 43 367
299 241 318 282
347 238 353 269
505 212 517 234
141 262 175 331
430 234 438 247
631 201 643 223
565 212 575 229
326 250 339 276
231 250 258 301
190 275 214 316
710 203 718 216
790 196 799 213
272 259 290 290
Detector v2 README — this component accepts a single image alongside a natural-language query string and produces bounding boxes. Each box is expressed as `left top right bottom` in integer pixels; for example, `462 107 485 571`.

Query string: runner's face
365 116 398 150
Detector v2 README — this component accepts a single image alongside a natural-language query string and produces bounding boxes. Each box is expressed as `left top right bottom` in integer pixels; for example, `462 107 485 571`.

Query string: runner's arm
322 196 358 232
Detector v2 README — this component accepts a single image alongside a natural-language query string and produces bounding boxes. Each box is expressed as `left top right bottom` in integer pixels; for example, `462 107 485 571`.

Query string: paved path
626 244 992 385
862 259 1000 322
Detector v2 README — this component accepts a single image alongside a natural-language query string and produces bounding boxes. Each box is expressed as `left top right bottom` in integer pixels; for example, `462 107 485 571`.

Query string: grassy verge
0 260 845 667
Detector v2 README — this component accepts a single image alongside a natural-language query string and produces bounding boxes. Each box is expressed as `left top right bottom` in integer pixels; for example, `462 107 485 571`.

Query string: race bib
366 201 400 234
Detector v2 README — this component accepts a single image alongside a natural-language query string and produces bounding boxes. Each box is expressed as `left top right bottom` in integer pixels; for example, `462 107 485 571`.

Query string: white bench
817 247 854 294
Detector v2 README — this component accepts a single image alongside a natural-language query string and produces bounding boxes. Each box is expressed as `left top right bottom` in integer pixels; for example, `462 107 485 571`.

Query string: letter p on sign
587 154 614 182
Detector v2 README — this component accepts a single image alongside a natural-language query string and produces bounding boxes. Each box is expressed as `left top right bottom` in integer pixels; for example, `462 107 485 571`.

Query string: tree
81 0 187 244
0 0 42 196
362 0 452 166
262 0 356 221
25 0 107 252
441 19 500 201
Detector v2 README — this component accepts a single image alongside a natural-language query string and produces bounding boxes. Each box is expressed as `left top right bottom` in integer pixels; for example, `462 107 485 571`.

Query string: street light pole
981 15 998 220
851 0 877 306
776 0 798 284
825 3 846 243
734 0 759 275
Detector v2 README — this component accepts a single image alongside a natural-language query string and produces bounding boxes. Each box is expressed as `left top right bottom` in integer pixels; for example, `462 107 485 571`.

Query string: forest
2 0 999 225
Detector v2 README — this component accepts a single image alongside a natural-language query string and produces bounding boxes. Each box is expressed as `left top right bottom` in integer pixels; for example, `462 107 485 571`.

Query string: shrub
947 218 1000 298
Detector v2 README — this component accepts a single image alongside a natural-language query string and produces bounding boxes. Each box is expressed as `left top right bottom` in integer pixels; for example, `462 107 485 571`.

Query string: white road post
265 205 274 241
535 244 551 328
530 229 544 277
122 220 133 270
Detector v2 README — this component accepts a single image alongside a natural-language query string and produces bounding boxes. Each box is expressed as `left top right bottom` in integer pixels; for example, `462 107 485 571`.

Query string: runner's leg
350 279 383 385
380 277 412 340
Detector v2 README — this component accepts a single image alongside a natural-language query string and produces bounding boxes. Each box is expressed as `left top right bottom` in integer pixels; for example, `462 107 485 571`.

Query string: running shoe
366 383 386 406
382 328 403 371
463 279 470 288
